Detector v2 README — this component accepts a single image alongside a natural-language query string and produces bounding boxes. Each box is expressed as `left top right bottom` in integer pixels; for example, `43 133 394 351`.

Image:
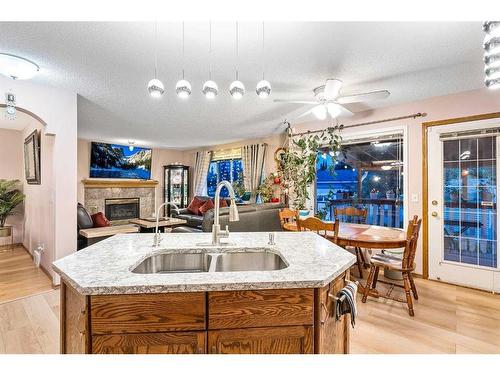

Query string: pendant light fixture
176 22 192 98
202 21 218 99
229 22 245 99
4 92 16 120
256 22 272 99
147 22 165 98
483 21 500 89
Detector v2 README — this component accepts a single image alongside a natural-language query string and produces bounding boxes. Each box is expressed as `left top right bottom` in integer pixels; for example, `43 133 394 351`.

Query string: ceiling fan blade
336 90 390 104
324 79 343 100
273 99 318 104
337 104 354 117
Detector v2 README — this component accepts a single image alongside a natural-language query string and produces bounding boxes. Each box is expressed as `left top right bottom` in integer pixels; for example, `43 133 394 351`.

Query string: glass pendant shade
202 80 218 99
312 104 327 120
256 79 272 98
485 77 500 89
229 80 245 99
0 53 39 80
147 78 165 98
327 103 342 118
483 21 500 37
484 53 500 68
484 35 500 55
176 79 192 98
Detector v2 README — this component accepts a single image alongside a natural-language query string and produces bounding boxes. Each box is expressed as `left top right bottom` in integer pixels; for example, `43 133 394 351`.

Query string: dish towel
334 281 358 328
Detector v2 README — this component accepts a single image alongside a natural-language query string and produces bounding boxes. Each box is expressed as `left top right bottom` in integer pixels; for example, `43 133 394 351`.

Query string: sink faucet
153 201 180 247
212 180 240 246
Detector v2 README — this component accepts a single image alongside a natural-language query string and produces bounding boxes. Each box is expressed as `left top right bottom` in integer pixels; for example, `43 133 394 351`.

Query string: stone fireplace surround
82 179 158 221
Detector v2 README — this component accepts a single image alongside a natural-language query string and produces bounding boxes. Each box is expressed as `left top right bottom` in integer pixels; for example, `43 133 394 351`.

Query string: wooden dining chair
334 206 368 278
279 208 298 231
361 215 422 316
296 216 339 244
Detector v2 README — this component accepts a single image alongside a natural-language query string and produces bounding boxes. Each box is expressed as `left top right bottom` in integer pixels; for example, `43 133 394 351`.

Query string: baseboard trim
20 244 57 289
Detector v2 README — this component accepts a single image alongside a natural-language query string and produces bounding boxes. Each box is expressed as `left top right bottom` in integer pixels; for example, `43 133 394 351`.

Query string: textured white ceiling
0 22 485 149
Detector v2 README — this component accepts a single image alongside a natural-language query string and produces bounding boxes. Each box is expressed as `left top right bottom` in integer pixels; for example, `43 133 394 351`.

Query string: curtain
193 151 212 196
242 144 268 202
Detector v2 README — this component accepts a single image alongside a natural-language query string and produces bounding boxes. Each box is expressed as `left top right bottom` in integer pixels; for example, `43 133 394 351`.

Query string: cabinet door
92 331 206 354
208 326 313 354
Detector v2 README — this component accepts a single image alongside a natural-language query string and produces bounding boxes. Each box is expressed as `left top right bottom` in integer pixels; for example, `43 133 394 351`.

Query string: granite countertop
52 232 356 295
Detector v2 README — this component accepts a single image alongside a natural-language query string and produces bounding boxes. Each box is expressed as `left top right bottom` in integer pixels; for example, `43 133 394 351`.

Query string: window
316 134 404 228
207 148 244 198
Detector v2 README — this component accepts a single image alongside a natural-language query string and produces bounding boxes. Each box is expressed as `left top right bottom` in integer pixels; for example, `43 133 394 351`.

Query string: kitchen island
53 232 356 354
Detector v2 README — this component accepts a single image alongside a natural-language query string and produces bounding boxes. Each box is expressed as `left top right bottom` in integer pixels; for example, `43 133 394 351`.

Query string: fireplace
105 198 140 222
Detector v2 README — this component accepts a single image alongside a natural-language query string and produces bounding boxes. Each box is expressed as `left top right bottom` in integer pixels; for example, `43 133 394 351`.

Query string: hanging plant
281 124 343 210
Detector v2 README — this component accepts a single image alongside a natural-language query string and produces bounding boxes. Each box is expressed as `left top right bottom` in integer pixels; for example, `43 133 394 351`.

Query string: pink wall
293 87 500 274
0 128 24 244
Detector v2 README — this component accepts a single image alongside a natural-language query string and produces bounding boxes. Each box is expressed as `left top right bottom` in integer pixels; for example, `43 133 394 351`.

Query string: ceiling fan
274 79 390 120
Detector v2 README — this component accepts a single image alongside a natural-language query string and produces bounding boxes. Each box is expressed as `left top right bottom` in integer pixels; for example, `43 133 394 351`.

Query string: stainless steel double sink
131 248 288 274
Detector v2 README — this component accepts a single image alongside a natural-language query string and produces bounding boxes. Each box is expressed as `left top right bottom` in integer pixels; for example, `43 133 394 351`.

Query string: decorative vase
0 226 12 238
271 197 280 203
299 209 310 217
370 192 379 199
386 192 395 199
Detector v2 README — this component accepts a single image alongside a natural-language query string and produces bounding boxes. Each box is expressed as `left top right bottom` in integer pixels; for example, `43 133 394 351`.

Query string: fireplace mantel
82 179 159 189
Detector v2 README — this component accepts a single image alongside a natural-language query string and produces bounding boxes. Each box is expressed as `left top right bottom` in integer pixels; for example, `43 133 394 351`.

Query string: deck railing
317 198 404 228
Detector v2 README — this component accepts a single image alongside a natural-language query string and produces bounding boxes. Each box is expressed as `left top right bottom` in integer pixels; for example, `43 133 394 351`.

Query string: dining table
283 221 407 289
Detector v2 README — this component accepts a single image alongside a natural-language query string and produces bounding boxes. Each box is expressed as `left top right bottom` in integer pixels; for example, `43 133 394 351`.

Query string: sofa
172 196 230 230
172 202 285 233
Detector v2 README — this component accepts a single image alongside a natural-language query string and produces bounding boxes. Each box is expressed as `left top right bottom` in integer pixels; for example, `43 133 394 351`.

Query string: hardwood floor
0 245 54 304
0 276 499 354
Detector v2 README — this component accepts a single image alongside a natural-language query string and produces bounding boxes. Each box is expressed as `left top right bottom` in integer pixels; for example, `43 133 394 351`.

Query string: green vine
281 124 343 210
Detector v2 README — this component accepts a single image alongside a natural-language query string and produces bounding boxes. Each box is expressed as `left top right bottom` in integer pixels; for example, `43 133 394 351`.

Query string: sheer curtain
242 144 268 202
193 151 212 196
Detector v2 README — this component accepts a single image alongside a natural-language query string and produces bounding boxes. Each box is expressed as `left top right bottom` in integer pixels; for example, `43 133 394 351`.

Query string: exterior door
428 120 500 292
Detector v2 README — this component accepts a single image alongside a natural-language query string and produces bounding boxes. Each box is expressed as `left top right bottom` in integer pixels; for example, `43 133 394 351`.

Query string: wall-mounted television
90 142 152 179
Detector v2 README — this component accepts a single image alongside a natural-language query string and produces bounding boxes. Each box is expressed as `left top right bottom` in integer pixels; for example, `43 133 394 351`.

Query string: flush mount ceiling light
147 22 165 98
256 22 272 99
229 22 245 99
0 53 39 80
176 22 192 99
202 21 218 99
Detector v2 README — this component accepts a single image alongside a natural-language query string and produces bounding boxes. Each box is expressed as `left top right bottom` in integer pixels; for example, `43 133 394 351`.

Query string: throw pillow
91 212 111 227
187 196 206 215
199 199 215 215
219 199 228 208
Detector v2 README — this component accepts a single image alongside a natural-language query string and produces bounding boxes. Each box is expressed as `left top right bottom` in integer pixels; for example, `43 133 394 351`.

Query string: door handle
431 211 438 217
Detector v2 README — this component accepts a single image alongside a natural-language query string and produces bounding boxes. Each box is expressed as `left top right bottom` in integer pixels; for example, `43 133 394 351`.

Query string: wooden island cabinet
60 271 350 355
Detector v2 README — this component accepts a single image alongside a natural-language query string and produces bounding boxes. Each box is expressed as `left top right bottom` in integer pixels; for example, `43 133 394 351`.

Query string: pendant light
256 22 272 98
202 21 218 99
176 22 192 98
147 22 165 98
229 22 245 99
483 21 500 89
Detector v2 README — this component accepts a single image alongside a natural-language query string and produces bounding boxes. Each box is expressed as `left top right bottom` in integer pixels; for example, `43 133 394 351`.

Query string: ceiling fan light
312 105 327 120
202 80 218 99
483 21 500 37
229 80 245 99
327 103 342 118
176 79 192 98
147 78 165 98
256 80 272 98
485 77 500 89
0 53 39 80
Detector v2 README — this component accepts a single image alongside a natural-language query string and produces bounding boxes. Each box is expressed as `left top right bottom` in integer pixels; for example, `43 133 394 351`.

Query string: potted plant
281 124 343 214
232 172 248 202
370 188 379 199
386 189 395 199
256 174 274 203
0 179 25 238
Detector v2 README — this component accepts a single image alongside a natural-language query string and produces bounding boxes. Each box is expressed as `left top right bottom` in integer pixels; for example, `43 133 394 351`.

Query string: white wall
0 128 24 244
0 76 78 284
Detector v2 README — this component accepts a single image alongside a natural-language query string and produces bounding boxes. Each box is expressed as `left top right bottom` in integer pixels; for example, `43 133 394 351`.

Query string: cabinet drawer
208 289 314 329
90 292 205 334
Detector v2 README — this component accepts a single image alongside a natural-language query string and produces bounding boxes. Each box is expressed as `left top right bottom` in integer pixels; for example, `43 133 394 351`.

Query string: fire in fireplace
105 198 140 222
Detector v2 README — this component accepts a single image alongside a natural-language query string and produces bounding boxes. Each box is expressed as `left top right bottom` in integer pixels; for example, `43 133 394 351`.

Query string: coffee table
129 217 187 233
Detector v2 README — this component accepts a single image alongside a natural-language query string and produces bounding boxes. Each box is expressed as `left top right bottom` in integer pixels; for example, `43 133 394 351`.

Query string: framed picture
274 147 287 172
24 130 41 184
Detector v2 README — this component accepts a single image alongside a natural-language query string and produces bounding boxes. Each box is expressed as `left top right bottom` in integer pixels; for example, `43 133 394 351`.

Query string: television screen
90 142 152 179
